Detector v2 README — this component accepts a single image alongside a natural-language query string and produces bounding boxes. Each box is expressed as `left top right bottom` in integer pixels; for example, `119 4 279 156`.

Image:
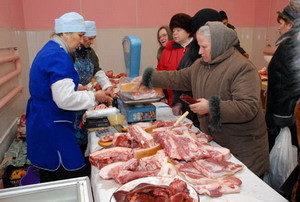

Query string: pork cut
193 158 243 179
89 147 133 169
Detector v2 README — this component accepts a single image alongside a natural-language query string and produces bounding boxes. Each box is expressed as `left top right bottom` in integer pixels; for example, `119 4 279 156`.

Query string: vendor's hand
82 113 87 123
94 90 113 104
105 86 114 94
172 103 182 116
189 98 210 115
77 85 89 91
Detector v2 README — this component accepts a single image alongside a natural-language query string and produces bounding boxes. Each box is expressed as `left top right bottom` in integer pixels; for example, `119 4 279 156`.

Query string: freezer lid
0 176 93 202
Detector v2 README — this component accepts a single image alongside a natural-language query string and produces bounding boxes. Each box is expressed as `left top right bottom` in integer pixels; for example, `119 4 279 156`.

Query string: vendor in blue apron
72 21 113 155
26 12 113 183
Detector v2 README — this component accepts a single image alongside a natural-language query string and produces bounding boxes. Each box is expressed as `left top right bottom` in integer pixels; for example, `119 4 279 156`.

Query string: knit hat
169 13 192 33
277 0 300 24
191 8 222 34
84 21 97 36
55 12 86 34
219 10 228 20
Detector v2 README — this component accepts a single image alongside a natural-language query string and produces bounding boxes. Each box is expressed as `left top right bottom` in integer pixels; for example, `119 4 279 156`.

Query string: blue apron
26 41 85 171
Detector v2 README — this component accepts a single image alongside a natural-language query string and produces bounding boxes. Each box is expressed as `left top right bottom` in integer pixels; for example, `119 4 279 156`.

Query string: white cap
55 12 86 33
84 21 97 36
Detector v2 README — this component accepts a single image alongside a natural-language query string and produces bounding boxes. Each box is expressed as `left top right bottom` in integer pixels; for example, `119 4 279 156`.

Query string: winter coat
157 40 190 106
143 22 269 176
266 19 300 150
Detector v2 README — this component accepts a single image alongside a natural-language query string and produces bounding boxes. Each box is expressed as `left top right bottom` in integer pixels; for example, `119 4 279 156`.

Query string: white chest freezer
0 176 93 202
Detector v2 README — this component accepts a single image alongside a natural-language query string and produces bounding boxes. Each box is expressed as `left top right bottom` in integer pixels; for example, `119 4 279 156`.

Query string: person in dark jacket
157 13 193 107
72 21 112 157
265 1 300 200
219 10 249 58
172 8 222 129
266 0 300 152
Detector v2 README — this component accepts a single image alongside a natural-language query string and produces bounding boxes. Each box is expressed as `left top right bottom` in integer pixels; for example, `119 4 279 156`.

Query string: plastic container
19 165 40 186
107 114 125 125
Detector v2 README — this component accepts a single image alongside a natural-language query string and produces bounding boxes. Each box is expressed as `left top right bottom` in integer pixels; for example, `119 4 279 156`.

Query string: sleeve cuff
142 67 155 88
208 95 221 132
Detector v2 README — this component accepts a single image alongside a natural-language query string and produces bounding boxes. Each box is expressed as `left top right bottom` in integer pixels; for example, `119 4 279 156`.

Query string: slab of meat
175 161 216 185
99 161 125 179
128 125 155 148
194 176 242 197
113 178 194 202
89 147 133 169
174 161 243 197
112 132 139 148
200 143 231 161
193 158 243 179
99 150 174 184
157 130 210 161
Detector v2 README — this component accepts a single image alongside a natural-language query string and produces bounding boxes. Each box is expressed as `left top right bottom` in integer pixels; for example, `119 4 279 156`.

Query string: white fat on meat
89 147 133 169
193 158 243 179
99 161 125 179
174 161 217 185
194 176 242 197
200 143 231 161
157 157 177 177
99 150 169 184
174 161 242 197
128 125 155 148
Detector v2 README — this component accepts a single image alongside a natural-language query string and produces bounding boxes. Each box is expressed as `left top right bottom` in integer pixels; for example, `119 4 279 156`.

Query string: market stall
88 103 288 202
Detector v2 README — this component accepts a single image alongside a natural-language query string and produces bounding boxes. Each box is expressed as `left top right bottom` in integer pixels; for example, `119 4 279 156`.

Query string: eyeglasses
159 34 168 39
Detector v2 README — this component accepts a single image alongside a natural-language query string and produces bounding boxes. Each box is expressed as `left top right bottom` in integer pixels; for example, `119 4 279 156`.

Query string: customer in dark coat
266 0 300 151
219 10 249 58
172 8 222 128
141 22 269 177
265 2 300 199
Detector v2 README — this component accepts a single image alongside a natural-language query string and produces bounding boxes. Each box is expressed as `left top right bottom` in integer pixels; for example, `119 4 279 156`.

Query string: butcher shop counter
87 103 287 202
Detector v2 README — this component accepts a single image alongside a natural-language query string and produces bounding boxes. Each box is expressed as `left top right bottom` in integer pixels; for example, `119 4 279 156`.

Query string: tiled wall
0 27 30 159
25 25 279 77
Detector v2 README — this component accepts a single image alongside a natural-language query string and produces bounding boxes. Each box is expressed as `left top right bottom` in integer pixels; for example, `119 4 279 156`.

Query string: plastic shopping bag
263 127 298 190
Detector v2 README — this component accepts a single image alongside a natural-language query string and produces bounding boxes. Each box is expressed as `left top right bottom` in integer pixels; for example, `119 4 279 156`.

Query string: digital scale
119 35 157 123
117 98 156 123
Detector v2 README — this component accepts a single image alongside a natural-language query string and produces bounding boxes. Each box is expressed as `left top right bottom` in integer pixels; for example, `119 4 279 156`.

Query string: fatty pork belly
99 150 177 184
193 158 243 179
175 161 243 197
89 147 133 169
153 127 230 161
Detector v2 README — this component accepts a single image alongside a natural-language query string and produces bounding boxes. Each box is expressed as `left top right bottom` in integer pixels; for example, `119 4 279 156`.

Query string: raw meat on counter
90 120 244 197
99 150 177 184
113 178 195 202
119 79 164 101
89 147 133 168
175 161 243 197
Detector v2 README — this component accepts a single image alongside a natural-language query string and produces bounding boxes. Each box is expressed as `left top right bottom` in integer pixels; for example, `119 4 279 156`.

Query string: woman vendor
26 12 112 182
